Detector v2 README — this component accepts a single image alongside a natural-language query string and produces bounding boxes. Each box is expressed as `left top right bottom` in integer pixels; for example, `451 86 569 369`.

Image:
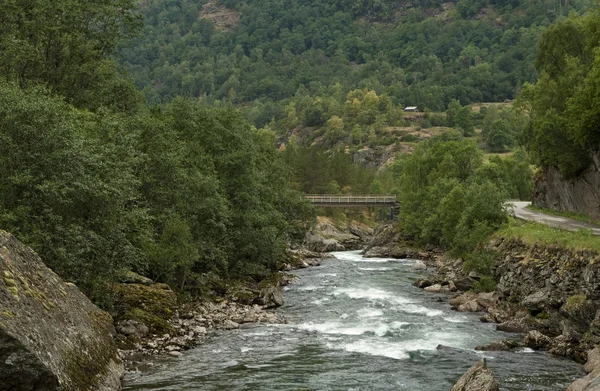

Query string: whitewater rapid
124 250 582 390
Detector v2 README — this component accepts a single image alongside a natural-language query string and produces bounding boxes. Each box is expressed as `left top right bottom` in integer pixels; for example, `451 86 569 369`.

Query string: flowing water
124 251 583 390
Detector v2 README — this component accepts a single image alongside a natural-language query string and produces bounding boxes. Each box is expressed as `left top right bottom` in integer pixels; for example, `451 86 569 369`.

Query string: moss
7 286 18 297
565 294 587 311
536 311 550 320
3 277 17 288
62 335 116 390
2 309 15 318
124 308 172 334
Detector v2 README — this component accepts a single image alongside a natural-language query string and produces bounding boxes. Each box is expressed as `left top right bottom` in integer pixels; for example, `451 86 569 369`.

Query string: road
507 201 600 236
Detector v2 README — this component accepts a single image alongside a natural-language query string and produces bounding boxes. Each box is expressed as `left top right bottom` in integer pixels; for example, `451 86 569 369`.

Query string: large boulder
0 230 124 390
256 285 284 308
451 360 500 391
567 346 600 391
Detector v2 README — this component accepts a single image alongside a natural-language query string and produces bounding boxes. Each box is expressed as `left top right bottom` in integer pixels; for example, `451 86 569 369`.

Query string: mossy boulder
113 282 177 333
0 230 123 390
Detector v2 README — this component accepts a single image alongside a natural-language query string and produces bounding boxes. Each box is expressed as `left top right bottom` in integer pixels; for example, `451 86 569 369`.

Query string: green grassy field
496 219 600 252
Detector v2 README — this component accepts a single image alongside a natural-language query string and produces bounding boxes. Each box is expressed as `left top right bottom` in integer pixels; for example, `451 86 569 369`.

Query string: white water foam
443 315 469 323
358 267 391 271
298 285 320 291
298 322 390 337
240 347 253 353
311 297 330 305
333 287 411 304
357 308 384 318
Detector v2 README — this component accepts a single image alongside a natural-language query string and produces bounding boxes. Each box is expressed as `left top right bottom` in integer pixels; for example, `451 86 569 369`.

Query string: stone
414 278 435 289
412 260 427 270
0 230 124 391
451 360 500 391
257 285 284 308
524 330 552 349
448 281 457 292
522 290 549 312
117 271 154 285
449 292 476 309
453 277 475 292
458 300 480 313
496 320 533 333
193 326 207 334
475 339 523 351
476 291 499 310
223 320 240 330
424 284 442 293
168 351 183 357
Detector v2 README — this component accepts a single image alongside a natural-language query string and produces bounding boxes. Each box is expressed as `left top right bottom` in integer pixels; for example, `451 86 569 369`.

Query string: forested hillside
0 0 312 305
120 0 593 127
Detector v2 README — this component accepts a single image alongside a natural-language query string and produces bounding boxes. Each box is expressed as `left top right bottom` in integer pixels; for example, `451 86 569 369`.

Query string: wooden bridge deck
305 194 398 207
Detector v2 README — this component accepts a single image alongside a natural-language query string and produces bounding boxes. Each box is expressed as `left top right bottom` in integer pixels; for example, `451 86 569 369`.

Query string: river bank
397 234 600 389
122 250 582 390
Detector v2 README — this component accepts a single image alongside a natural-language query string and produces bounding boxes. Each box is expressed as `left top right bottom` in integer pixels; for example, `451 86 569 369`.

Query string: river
123 250 583 390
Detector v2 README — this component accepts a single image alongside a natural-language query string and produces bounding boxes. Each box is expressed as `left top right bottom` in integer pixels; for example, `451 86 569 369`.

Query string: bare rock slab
451 360 500 391
0 230 124 390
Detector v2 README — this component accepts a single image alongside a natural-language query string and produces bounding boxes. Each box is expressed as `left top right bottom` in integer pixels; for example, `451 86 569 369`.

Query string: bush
471 276 497 293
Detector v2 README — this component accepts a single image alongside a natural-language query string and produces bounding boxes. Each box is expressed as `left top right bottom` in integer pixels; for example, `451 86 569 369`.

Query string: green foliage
0 0 143 111
455 106 475 137
119 0 593 123
497 219 600 252
518 9 600 177
393 135 512 255
471 276 497 293
0 81 314 302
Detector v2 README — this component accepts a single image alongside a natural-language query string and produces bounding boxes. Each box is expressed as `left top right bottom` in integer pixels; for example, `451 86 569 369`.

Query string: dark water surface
124 251 583 390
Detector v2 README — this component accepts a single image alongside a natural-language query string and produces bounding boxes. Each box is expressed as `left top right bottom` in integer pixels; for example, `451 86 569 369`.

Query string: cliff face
533 150 600 220
492 238 600 360
0 230 124 390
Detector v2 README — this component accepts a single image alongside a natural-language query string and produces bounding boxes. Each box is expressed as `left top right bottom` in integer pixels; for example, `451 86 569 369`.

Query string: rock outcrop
451 360 500 391
567 346 600 391
0 230 124 390
533 150 600 220
305 217 373 252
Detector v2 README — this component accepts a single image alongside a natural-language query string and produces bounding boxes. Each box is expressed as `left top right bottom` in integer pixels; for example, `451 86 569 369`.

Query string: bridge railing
305 194 397 204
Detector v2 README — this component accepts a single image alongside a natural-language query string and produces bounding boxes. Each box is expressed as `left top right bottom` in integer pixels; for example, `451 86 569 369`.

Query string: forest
2 0 600 306
0 0 312 306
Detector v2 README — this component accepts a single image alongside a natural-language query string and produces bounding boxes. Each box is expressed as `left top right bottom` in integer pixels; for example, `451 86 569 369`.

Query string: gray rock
257 285 284 308
524 330 552 349
475 339 523 351
223 320 240 330
0 230 124 391
118 271 154 285
522 290 549 312
412 260 427 270
451 360 500 391
533 150 600 220
424 284 442 293
458 300 481 313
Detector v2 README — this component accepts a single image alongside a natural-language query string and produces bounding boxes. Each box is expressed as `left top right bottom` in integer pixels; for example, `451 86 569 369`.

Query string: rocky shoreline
405 237 600 390
117 217 370 372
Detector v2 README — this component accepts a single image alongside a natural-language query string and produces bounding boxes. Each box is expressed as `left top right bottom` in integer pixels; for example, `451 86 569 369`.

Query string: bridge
305 194 399 207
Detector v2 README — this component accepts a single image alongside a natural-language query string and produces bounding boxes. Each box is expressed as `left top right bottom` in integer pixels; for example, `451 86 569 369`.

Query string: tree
455 106 475 136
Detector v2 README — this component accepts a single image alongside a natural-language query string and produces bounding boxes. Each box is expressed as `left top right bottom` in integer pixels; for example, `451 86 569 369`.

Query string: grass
496 218 600 252
526 205 600 225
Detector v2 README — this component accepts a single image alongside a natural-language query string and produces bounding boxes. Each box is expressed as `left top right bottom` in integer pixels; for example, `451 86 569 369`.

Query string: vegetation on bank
517 8 600 177
391 131 532 255
0 0 313 308
496 219 600 253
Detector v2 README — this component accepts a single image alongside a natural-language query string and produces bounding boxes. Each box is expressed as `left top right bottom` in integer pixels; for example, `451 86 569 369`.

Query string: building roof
404 106 418 110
